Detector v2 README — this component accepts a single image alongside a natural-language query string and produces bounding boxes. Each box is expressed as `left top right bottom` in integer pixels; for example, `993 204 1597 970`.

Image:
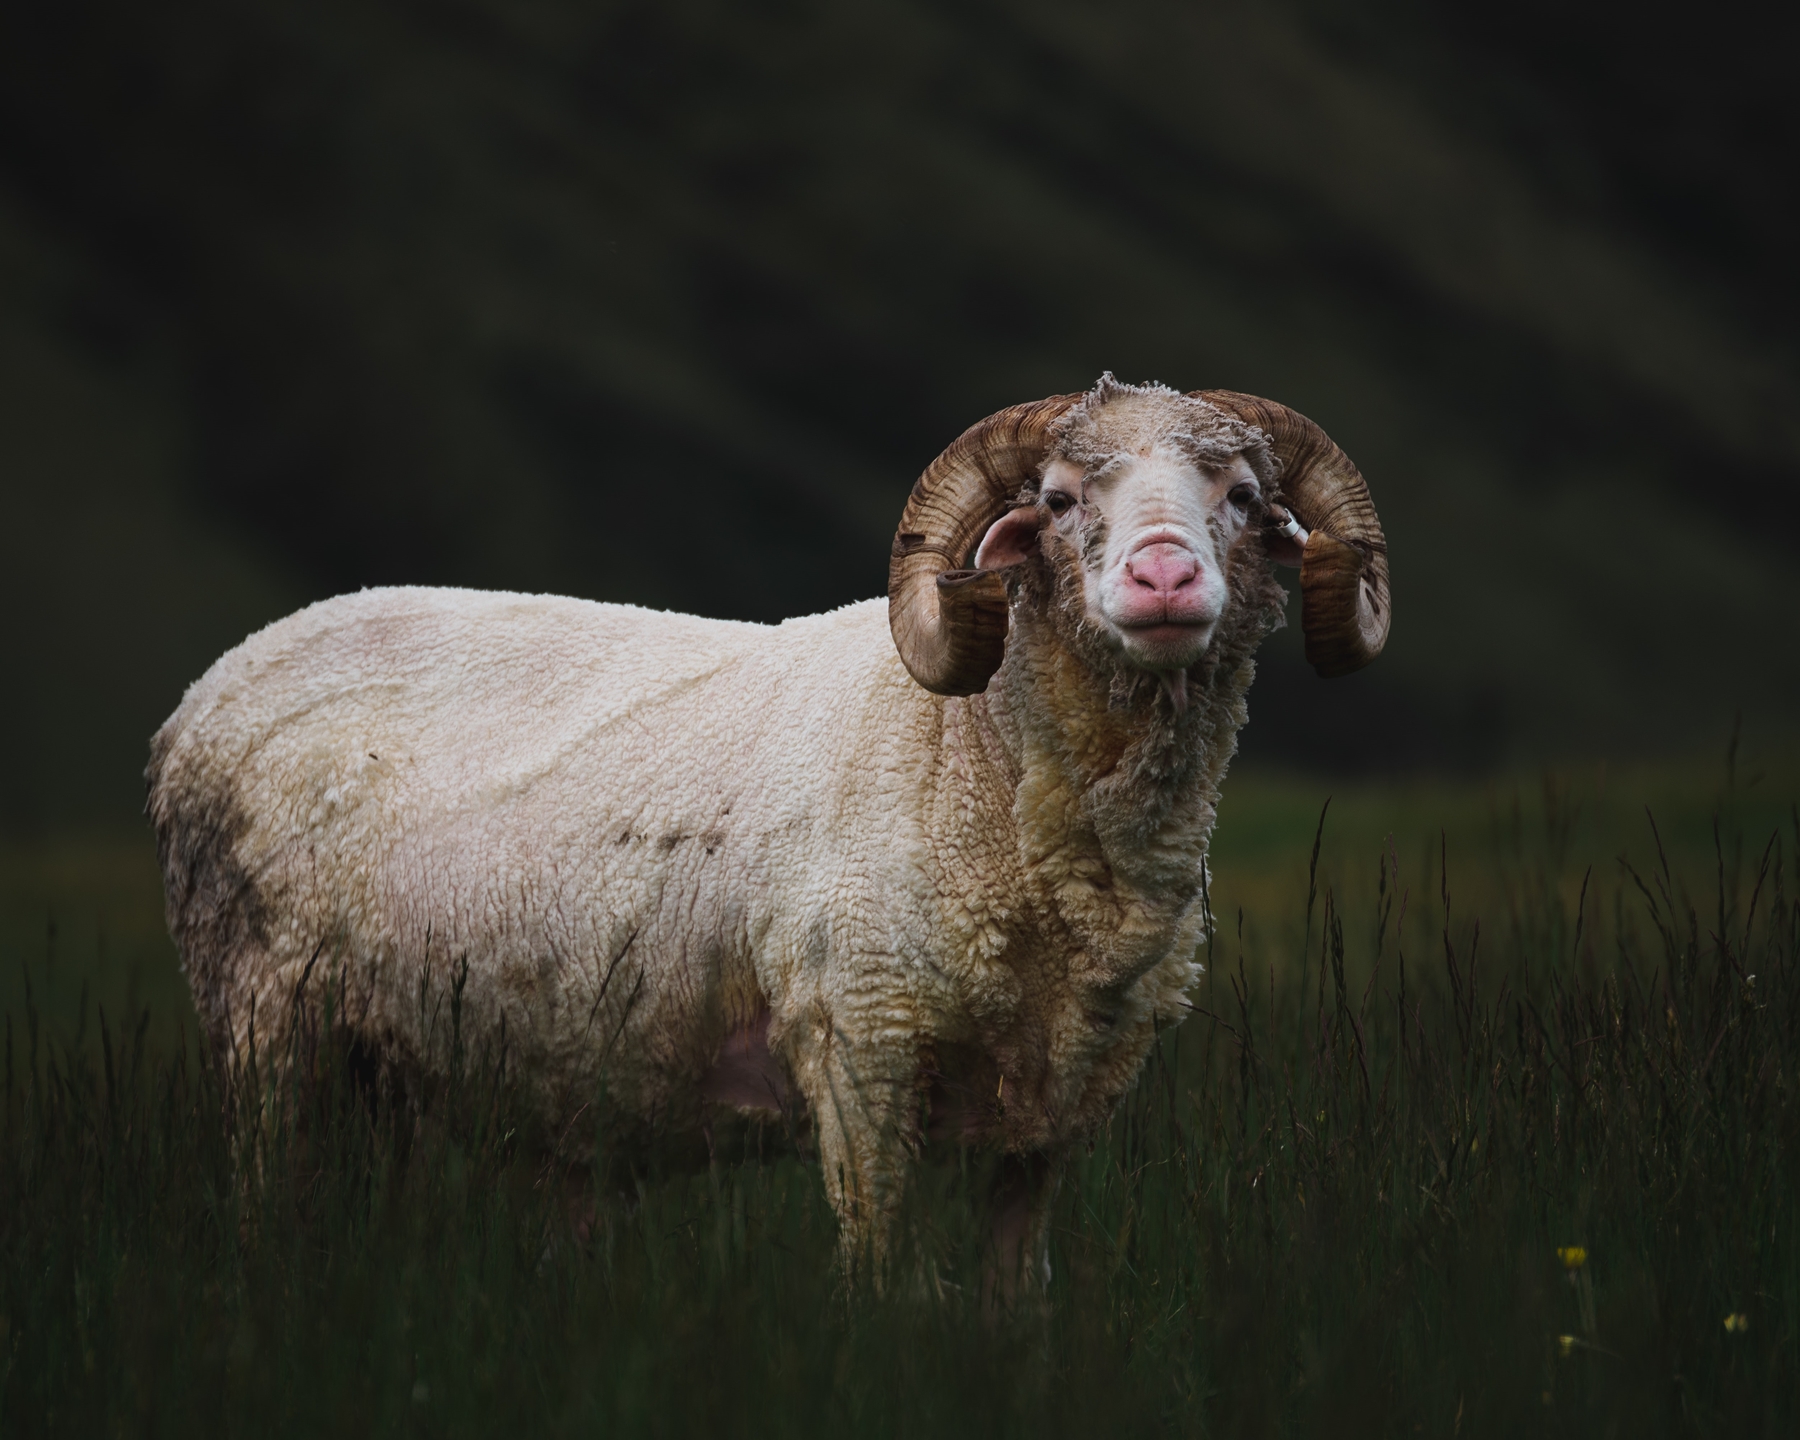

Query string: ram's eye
1227 484 1259 512
1043 490 1075 517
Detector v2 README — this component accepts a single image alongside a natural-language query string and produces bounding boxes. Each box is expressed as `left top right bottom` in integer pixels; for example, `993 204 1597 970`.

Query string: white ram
147 375 1389 1287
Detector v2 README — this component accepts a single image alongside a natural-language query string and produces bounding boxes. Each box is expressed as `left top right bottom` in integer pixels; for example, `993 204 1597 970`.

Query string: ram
148 375 1389 1288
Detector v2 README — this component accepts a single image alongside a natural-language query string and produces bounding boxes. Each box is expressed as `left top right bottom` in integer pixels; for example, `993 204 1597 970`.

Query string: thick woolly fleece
148 396 1290 1272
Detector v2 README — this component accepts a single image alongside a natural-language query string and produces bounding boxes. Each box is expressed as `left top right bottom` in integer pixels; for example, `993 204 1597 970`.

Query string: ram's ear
973 506 1043 570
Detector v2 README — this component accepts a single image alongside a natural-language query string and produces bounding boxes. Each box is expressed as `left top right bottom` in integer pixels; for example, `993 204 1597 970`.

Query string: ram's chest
917 826 1201 1149
915 696 1210 1147
921 942 1188 1150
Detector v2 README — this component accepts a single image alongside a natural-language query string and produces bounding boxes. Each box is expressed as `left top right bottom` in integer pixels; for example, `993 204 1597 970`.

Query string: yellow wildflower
1557 1335 1577 1358
1556 1246 1588 1271
1724 1313 1749 1334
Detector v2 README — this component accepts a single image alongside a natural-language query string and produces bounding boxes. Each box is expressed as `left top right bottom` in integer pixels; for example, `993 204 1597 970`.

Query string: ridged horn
1195 390 1391 678
888 395 1082 695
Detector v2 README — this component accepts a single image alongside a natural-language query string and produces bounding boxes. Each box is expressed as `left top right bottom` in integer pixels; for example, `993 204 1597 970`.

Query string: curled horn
1195 390 1391 678
888 395 1081 695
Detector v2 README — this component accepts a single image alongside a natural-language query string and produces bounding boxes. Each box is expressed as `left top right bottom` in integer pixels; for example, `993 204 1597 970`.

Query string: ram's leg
984 1150 1062 1313
223 966 307 1114
195 956 319 1228
803 1030 919 1290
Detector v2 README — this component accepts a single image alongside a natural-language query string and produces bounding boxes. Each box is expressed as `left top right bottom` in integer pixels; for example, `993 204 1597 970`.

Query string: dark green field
4 756 1797 1435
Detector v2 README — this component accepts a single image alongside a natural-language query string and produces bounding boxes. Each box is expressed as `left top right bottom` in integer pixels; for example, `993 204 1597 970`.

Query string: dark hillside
1 0 1796 829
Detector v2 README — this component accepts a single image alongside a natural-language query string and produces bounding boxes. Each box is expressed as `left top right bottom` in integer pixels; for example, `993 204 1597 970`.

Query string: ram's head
888 374 1390 697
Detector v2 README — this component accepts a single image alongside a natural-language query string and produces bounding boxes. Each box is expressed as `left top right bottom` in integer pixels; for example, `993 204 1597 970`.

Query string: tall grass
3 776 1797 1436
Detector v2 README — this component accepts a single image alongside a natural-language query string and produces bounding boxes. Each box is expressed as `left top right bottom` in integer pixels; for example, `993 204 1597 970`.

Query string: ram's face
977 442 1266 673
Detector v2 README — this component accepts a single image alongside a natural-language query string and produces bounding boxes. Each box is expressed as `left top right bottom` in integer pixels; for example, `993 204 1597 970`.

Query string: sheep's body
150 581 1263 1263
147 378 1360 1282
154 589 908 1126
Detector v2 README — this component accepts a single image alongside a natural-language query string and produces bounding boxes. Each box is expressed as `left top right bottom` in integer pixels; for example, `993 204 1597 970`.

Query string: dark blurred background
3 0 1797 835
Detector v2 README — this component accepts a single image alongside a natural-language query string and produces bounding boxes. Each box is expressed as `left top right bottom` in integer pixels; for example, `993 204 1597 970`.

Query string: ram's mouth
1113 617 1216 664
1118 621 1210 647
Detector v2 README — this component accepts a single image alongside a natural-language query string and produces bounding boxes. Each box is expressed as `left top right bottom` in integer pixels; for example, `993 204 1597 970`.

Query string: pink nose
1125 543 1200 598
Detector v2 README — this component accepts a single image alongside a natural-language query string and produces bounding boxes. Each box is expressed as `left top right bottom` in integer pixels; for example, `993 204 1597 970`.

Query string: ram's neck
1013 617 1247 865
932 609 1252 990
